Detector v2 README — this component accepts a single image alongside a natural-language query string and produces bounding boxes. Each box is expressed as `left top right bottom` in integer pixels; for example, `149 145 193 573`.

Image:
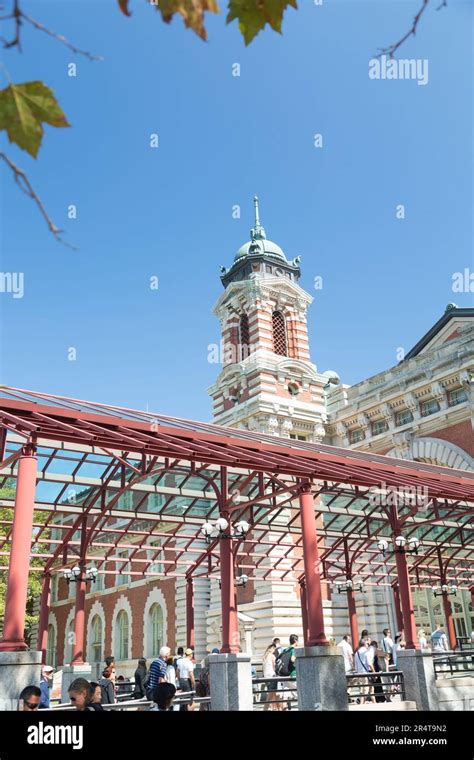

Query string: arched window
116 610 129 661
272 311 288 356
46 624 56 668
90 615 103 666
239 313 250 360
149 603 164 658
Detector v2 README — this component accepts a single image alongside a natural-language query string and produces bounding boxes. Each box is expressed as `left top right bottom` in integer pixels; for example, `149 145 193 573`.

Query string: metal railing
346 671 406 703
456 637 474 652
252 676 298 710
47 690 211 711
432 651 474 680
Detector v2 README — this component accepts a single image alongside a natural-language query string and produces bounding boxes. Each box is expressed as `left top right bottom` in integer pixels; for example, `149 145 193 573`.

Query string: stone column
0 651 42 710
397 650 439 710
207 653 253 711
295 646 348 711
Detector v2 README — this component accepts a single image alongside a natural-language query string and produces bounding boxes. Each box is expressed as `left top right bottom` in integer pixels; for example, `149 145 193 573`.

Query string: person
272 637 282 656
39 664 54 709
370 641 387 703
99 666 116 704
150 683 176 712
88 682 105 711
354 638 375 704
262 643 282 711
381 628 394 668
337 635 354 673
418 628 428 650
133 658 148 699
431 623 449 652
146 646 170 699
276 634 298 710
392 634 403 667
196 652 216 712
361 628 369 640
177 648 195 693
19 685 41 711
174 647 185 671
166 655 177 687
105 655 115 669
68 678 95 711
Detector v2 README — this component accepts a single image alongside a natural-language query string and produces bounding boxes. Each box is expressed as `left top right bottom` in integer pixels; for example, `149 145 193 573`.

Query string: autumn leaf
117 0 132 16
0 81 70 158
227 0 297 45
154 0 220 41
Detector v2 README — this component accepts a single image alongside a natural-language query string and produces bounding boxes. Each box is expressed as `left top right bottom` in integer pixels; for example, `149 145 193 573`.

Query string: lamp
234 520 250 538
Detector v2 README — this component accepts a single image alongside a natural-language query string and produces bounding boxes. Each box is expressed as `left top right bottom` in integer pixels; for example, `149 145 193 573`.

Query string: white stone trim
86 600 106 664
386 436 474 471
111 595 133 661
142 586 168 658
45 611 58 666
63 607 75 666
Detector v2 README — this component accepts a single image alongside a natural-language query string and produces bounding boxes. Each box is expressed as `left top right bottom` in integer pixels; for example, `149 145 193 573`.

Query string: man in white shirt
430 624 449 652
177 648 195 693
381 628 394 670
337 635 354 673
354 639 375 704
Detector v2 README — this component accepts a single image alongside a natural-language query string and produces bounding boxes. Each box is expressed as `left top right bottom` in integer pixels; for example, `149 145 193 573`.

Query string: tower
208 197 327 442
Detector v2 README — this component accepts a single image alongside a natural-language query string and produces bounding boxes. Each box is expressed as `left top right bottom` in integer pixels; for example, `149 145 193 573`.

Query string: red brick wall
50 578 177 666
429 420 474 457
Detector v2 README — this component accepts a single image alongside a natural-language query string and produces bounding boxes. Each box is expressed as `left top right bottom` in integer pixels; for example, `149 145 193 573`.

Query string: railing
433 651 474 680
47 690 211 711
252 676 298 710
346 671 406 703
456 637 474 652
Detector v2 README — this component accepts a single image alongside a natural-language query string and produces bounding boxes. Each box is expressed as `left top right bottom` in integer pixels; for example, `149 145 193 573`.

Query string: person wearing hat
39 665 54 709
177 648 195 694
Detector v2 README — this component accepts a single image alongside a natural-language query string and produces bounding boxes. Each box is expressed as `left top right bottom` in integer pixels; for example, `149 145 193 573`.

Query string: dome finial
250 195 266 241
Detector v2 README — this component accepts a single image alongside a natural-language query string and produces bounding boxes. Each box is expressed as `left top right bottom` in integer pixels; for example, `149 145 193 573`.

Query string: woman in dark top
99 666 116 704
133 658 148 699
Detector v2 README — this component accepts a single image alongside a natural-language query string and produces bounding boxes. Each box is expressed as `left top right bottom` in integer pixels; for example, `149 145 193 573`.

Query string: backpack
275 648 293 677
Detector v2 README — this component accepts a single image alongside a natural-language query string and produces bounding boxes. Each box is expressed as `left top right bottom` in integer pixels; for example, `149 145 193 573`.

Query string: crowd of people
17 646 217 712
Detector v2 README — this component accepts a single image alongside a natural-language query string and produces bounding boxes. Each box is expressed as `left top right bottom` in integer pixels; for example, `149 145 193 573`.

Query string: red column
38 573 51 664
442 594 457 650
0 446 37 651
347 588 359 648
299 485 328 646
299 581 309 646
393 584 404 633
71 562 87 665
186 577 195 650
219 529 239 653
394 548 419 649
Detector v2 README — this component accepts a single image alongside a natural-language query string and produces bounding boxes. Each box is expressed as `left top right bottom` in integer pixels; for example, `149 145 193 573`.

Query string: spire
250 195 266 241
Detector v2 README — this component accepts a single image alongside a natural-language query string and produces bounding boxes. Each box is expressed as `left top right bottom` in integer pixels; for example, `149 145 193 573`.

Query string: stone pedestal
295 646 348 711
0 650 42 710
397 650 438 711
61 663 92 704
207 653 253 711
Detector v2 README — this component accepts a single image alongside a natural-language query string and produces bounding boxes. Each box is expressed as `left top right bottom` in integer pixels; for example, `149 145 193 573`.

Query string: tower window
288 382 299 396
272 311 288 356
240 314 250 360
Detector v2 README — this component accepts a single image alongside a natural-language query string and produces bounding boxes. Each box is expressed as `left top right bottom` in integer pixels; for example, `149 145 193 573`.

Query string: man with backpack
275 634 298 709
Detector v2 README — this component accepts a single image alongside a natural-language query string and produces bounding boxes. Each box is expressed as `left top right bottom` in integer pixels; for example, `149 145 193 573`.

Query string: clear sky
1 0 472 421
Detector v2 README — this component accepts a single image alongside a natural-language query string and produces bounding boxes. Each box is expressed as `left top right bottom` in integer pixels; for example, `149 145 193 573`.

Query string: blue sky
1 0 472 421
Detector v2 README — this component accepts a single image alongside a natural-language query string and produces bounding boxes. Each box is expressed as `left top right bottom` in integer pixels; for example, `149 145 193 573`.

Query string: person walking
146 646 170 699
99 666 116 704
418 628 428 650
337 635 354 673
431 623 449 652
381 628 394 668
177 648 195 693
133 658 148 699
275 634 298 710
166 654 177 687
262 643 282 711
39 664 54 709
354 638 375 704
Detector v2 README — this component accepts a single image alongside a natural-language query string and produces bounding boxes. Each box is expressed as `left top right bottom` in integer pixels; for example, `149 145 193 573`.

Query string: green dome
234 238 286 262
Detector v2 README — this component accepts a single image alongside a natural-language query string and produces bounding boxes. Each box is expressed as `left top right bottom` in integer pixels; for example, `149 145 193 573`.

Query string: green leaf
155 0 220 41
227 0 297 45
0 81 70 158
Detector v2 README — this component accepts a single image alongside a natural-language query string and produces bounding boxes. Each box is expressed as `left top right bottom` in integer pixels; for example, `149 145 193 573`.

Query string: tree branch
0 152 76 249
2 0 102 60
378 0 447 58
